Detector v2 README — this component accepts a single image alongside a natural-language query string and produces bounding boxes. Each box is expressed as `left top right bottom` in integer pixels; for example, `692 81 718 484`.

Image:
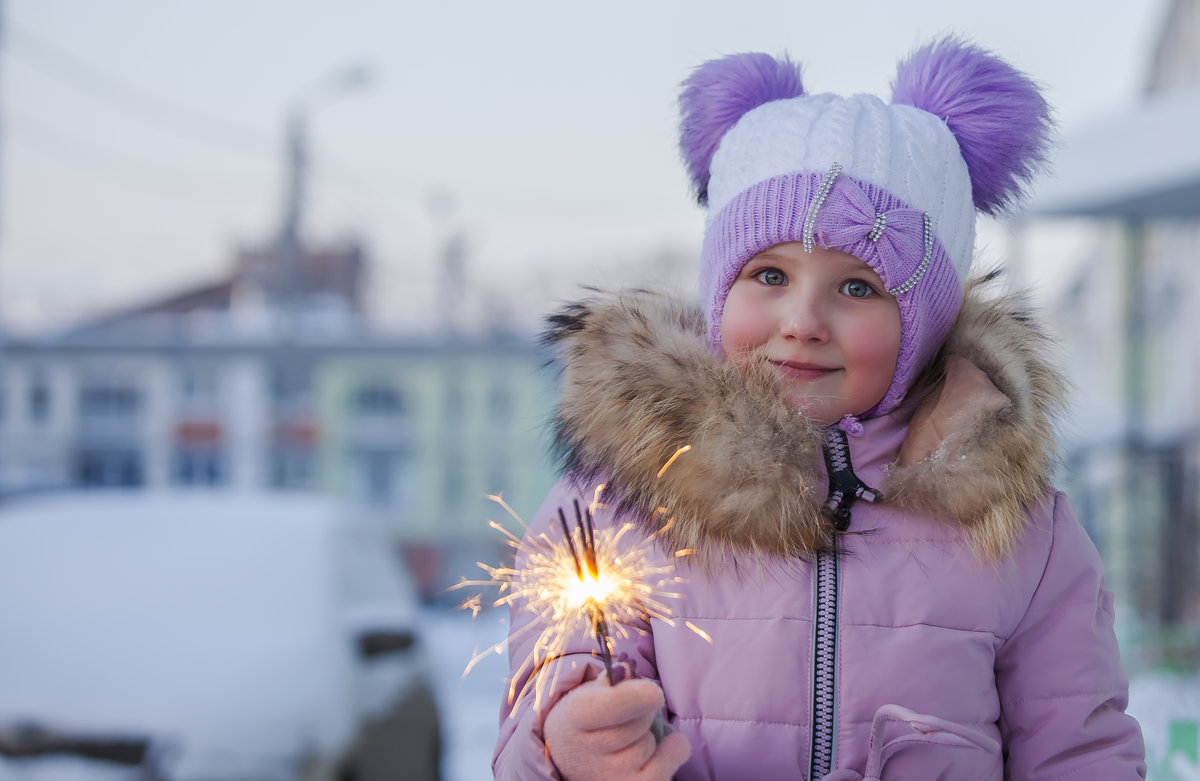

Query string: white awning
1024 88 1200 219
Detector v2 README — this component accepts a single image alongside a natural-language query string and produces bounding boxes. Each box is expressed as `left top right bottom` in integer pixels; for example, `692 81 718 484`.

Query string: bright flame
455 446 710 715
562 571 620 608
452 491 683 713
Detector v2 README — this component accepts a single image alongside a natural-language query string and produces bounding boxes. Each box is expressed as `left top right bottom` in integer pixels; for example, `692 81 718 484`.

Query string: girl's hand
544 674 691 781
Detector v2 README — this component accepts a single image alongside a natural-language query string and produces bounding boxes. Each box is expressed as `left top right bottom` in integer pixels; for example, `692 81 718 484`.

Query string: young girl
493 38 1146 780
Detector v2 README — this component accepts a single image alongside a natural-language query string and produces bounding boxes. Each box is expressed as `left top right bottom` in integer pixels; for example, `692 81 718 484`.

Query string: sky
0 0 1169 334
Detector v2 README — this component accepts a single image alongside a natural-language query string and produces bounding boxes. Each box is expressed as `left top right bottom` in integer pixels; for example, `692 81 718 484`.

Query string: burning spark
454 446 708 715
553 500 620 680
453 491 688 714
460 594 484 619
684 620 712 644
656 445 692 478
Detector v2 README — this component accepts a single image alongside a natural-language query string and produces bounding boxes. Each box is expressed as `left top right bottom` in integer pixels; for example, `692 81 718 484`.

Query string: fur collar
543 277 1066 561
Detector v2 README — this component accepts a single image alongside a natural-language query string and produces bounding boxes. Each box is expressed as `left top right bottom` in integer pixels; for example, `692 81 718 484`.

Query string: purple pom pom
892 37 1054 215
679 53 804 205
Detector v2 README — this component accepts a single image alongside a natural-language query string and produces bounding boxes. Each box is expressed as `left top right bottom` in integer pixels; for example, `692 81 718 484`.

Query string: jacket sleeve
996 491 1146 780
492 477 661 781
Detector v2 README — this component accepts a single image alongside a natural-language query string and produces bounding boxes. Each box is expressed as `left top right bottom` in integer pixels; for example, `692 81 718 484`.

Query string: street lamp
275 63 373 318
267 64 372 490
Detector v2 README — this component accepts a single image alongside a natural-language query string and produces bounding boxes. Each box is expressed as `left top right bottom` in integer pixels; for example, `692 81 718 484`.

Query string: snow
0 494 357 760
1130 672 1200 779
421 608 510 781
0 492 423 781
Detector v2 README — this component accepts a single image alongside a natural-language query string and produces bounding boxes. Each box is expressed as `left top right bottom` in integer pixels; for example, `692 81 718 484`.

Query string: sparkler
556 498 616 680
455 446 706 715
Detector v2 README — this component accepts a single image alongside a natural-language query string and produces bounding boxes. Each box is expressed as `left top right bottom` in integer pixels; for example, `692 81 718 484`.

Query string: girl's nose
779 297 830 343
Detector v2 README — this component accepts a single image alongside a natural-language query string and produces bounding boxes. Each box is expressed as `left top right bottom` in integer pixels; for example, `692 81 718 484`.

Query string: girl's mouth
770 360 837 381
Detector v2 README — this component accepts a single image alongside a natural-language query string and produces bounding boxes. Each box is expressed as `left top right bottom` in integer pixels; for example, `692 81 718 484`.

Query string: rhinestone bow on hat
809 166 933 297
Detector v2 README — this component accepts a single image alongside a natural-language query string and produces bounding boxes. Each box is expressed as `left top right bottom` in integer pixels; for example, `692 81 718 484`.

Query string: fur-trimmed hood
543 277 1067 560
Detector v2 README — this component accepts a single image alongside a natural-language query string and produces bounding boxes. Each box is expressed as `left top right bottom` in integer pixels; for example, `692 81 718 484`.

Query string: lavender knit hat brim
680 38 1053 417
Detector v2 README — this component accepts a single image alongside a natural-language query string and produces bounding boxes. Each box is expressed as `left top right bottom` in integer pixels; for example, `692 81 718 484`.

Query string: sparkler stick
557 500 615 681
454 445 707 714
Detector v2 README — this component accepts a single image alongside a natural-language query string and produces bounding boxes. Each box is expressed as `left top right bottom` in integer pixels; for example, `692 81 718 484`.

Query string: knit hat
679 38 1052 416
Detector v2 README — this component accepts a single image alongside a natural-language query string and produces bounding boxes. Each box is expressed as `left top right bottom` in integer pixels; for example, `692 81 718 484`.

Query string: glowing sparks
685 620 712 644
560 568 619 609
453 488 686 714
460 593 484 618
455 445 709 715
656 445 692 478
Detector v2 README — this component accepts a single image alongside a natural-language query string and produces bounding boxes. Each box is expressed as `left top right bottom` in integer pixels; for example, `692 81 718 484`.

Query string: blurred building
0 239 559 600
1028 0 1200 666
77 239 367 326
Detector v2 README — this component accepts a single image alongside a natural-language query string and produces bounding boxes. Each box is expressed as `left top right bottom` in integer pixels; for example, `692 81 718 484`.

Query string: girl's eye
841 279 875 298
754 268 787 286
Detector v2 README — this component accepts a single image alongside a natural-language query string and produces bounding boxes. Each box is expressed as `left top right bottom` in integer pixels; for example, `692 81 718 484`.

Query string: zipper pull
821 428 878 531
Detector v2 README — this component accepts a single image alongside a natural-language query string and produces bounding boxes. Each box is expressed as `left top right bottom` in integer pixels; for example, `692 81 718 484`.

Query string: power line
6 20 274 159
3 23 413 220
7 108 267 206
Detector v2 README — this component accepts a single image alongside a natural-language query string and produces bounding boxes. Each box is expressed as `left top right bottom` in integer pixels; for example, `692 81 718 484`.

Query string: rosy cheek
720 319 760 362
720 337 747 366
723 345 755 370
853 317 901 374
719 291 763 358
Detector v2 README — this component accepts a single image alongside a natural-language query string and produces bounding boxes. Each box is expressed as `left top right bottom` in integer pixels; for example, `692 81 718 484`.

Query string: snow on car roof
0 491 369 750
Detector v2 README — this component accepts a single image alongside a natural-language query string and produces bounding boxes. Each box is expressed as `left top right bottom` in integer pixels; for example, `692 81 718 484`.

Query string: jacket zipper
809 542 840 779
810 429 878 779
820 428 879 531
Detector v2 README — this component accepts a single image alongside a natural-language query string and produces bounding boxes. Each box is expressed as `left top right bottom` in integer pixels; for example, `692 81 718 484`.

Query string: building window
443 377 464 439
270 447 313 489
76 448 144 488
79 384 141 418
29 374 51 425
172 448 227 486
178 365 220 409
271 361 312 409
350 383 406 417
349 449 410 508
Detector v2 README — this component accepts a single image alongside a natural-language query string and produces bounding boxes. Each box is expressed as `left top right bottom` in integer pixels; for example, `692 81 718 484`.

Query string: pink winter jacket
493 289 1146 780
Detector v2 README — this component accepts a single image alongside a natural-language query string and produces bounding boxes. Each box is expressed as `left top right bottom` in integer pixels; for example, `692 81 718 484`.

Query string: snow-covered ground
422 608 511 781
426 607 1200 780
1130 672 1200 780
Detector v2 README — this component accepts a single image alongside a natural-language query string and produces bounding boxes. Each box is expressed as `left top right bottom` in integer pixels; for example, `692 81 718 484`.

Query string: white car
0 491 441 781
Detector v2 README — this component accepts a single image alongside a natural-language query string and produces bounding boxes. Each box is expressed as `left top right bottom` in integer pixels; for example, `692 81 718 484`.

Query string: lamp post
267 64 371 490
275 63 372 322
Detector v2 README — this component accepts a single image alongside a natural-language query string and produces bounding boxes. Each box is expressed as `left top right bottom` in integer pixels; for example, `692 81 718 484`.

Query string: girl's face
721 242 902 425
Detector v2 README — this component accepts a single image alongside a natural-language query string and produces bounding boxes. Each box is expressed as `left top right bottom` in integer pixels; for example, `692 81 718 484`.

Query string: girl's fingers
569 678 666 732
637 732 692 781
